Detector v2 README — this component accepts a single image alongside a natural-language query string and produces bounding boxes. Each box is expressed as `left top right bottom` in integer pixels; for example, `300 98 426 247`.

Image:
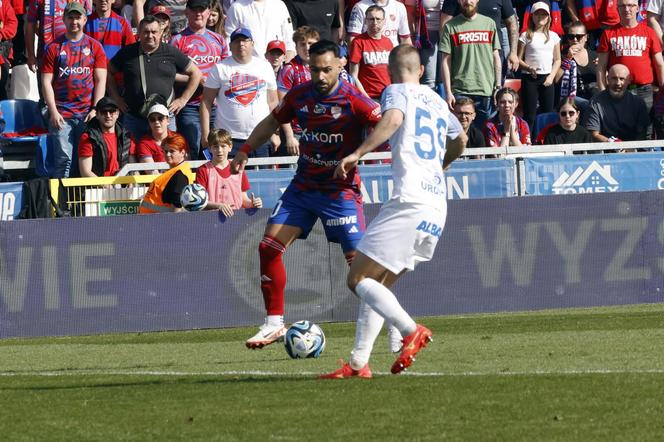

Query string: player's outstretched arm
334 108 403 180
230 114 280 174
442 131 467 171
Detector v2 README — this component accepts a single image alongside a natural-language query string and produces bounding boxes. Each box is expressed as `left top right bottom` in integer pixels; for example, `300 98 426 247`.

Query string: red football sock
258 235 287 315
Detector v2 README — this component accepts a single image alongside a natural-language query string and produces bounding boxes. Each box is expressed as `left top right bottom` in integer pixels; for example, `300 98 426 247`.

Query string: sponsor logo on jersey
314 103 326 114
416 220 443 237
325 215 358 226
551 161 619 194
190 54 223 64
301 153 341 167
454 30 493 45
348 225 359 233
59 66 91 76
300 128 344 143
299 105 308 113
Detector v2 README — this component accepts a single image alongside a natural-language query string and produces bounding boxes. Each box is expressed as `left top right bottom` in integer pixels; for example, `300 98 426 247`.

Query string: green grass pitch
1 303 664 441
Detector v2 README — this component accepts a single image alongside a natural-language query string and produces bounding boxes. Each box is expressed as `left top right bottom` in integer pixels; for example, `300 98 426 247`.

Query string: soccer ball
180 183 208 211
284 320 326 359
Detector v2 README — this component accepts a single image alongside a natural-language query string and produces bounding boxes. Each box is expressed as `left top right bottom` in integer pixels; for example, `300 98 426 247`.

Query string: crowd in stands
2 0 664 191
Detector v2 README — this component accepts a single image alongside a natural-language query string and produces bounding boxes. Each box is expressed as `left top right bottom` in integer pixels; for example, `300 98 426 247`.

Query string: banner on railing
523 152 664 196
0 182 22 220
247 159 517 207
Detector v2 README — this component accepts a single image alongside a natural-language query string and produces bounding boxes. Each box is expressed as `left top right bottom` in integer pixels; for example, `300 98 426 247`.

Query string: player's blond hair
388 45 421 75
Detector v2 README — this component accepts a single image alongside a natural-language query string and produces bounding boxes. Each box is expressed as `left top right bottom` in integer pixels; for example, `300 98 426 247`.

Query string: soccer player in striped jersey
231 39 402 350
320 45 467 379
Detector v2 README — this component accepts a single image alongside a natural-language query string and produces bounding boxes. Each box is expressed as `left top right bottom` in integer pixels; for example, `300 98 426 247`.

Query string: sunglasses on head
560 110 577 117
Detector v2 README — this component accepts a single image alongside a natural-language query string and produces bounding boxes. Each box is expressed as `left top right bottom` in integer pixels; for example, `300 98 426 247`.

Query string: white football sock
349 301 384 370
355 278 417 337
266 315 284 327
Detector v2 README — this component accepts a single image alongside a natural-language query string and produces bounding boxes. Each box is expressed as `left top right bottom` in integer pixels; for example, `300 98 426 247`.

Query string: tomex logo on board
551 161 619 194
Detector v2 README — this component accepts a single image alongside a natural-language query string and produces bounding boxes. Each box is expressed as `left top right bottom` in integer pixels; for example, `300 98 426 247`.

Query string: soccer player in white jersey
320 44 467 379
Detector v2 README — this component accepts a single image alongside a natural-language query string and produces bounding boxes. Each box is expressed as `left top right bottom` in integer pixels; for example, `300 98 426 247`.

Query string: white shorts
357 200 447 275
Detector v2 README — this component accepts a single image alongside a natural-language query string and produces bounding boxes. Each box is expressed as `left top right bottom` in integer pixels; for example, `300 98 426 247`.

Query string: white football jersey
381 83 462 208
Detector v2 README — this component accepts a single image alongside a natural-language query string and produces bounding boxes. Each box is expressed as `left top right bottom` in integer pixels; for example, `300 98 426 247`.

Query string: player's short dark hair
309 40 339 58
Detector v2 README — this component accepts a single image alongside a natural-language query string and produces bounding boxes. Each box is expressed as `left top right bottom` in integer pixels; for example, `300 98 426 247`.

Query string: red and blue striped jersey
28 0 93 57
84 11 136 61
276 56 310 93
170 28 229 104
42 35 107 119
273 79 381 195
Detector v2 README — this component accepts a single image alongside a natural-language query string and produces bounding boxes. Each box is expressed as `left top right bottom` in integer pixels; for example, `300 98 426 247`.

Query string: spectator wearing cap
85 0 136 60
224 0 296 60
79 96 137 177
134 0 188 38
108 15 202 144
170 0 229 160
265 39 286 75
200 27 279 159
283 0 342 42
137 104 180 173
41 2 108 178
337 44 356 86
150 5 173 42
26 0 93 74
277 26 320 155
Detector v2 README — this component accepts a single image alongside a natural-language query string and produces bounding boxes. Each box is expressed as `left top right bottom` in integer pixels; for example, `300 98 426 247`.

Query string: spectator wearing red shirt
483 87 531 146
41 2 107 178
349 4 392 100
136 104 179 173
85 0 136 60
597 0 664 113
79 97 137 177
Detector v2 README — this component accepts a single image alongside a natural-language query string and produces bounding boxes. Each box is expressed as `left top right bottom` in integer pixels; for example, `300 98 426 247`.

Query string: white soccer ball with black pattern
284 320 326 359
180 183 208 211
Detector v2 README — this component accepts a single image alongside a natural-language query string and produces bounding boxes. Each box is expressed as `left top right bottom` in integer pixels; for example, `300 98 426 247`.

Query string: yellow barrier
50 175 158 217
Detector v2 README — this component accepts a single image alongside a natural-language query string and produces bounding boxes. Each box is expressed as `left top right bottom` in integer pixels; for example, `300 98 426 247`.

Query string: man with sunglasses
597 0 664 115
78 97 137 177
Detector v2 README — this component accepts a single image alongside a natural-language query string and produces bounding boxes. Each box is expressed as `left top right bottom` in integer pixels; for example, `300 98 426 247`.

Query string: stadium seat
0 99 47 141
533 111 560 144
0 99 50 177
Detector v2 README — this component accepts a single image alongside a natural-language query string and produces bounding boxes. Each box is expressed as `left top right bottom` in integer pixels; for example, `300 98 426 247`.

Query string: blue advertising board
523 152 664 196
0 182 22 220
4 190 664 338
247 158 516 207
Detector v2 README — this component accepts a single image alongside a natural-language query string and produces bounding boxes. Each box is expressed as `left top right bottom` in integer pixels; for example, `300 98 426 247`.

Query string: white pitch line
1 368 664 378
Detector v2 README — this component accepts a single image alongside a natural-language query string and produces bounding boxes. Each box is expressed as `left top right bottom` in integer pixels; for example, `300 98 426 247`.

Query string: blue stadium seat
533 111 559 141
0 99 47 142
0 99 50 176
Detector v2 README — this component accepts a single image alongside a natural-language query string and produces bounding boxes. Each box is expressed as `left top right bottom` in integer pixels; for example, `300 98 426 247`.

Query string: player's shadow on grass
0 376 314 391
